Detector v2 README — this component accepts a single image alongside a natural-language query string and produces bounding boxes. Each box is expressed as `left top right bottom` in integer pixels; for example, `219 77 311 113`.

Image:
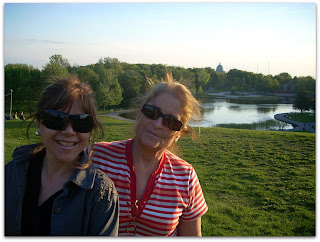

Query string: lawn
287 112 315 123
4 116 316 236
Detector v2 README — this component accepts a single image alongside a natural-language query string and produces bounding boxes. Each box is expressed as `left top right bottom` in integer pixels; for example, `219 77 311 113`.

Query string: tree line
5 54 316 115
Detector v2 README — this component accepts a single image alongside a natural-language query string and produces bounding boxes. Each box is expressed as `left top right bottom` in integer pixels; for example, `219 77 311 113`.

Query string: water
189 99 295 130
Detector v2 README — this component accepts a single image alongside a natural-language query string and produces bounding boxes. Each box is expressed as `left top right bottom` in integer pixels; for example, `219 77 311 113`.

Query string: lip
56 140 78 149
147 130 161 138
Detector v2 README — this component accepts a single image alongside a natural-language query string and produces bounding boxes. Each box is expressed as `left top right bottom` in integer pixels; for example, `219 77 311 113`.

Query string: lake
189 99 295 130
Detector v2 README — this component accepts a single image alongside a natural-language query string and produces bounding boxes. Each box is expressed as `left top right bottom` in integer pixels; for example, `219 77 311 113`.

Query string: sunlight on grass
4 116 315 236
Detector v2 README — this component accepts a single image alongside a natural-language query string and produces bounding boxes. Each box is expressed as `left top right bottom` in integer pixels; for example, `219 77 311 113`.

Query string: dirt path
104 110 135 123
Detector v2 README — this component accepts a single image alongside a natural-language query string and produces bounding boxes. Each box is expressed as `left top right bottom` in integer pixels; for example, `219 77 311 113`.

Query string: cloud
24 38 65 44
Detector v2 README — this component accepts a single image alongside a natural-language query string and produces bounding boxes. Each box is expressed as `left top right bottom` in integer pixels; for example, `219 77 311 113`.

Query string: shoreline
103 110 315 133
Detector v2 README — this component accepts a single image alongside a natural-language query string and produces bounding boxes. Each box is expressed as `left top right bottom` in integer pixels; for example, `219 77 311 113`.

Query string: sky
0 1 318 237
2 1 317 78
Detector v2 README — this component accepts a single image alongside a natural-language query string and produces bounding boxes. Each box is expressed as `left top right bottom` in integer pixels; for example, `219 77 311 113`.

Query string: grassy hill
4 116 315 236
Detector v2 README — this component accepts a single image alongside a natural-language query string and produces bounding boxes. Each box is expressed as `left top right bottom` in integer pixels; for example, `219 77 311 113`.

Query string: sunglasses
141 104 183 131
39 109 93 133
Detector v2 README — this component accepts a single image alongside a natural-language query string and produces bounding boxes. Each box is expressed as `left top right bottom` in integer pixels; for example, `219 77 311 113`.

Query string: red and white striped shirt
86 139 208 236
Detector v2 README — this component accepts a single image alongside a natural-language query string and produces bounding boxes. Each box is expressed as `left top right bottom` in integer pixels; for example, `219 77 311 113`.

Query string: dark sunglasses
141 104 183 131
39 109 93 133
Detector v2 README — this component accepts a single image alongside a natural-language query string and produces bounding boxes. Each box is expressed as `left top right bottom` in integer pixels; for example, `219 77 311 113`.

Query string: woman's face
37 100 91 165
135 92 184 151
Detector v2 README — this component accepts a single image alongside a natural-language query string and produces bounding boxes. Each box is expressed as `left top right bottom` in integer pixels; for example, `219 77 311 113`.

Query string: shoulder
6 144 38 167
164 150 194 169
91 167 118 200
93 139 130 150
12 144 38 158
94 168 116 188
162 150 197 178
89 139 130 156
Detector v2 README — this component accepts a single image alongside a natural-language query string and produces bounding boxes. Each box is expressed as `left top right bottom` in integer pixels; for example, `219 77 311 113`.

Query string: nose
62 122 76 134
153 116 164 129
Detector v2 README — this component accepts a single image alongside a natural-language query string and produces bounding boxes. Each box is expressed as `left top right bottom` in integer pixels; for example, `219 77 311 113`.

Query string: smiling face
135 92 184 152
37 100 90 166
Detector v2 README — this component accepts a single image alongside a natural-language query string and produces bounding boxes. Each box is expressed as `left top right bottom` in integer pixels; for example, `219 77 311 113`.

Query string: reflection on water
256 106 277 114
228 106 241 111
190 99 295 130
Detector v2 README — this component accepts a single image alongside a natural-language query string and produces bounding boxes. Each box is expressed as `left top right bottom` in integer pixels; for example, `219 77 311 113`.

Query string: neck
42 155 75 182
131 139 164 167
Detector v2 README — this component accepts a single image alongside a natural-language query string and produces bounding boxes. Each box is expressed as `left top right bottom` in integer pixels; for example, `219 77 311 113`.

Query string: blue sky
3 1 317 78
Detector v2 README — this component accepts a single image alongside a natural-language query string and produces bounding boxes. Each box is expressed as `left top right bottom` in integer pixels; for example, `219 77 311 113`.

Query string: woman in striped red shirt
87 73 208 236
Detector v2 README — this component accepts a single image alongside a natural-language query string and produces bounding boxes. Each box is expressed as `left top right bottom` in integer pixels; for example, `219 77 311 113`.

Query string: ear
180 126 188 135
36 121 41 136
136 112 142 122
175 126 187 142
174 135 180 143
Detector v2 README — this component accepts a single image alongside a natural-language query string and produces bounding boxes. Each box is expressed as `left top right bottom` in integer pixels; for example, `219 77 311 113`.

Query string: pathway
274 113 315 133
104 110 135 123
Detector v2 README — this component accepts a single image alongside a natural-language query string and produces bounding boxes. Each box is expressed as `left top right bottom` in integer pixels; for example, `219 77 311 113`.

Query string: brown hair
27 76 104 168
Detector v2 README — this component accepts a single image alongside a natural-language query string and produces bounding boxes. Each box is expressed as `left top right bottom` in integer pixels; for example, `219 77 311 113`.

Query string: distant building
216 63 224 73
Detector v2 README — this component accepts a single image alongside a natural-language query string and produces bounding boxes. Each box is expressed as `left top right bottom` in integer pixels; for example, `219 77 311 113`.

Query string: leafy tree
171 67 197 93
97 80 123 110
204 67 218 91
118 73 141 107
216 72 227 91
294 88 312 112
102 57 123 75
150 64 167 80
193 68 210 92
255 75 279 93
136 63 152 78
5 64 44 114
274 73 292 85
41 54 70 80
94 64 123 109
76 66 99 93
294 76 316 93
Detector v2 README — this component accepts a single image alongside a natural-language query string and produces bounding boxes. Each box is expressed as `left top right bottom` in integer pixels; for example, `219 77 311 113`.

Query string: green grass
288 112 315 123
5 116 315 236
179 128 315 236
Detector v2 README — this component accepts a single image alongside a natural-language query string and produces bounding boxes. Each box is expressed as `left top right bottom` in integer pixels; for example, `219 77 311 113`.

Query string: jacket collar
67 152 96 190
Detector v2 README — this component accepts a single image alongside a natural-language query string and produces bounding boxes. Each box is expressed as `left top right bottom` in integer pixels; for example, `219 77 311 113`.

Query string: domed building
216 63 224 73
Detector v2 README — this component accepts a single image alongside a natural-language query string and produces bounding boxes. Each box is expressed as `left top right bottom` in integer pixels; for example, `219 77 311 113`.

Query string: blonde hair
135 73 201 153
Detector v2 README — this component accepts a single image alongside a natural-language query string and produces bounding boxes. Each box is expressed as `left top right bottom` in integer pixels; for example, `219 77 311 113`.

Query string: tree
118 73 141 107
41 54 70 80
97 80 123 110
294 88 312 112
76 66 99 92
102 57 123 75
193 68 210 92
254 75 279 94
204 67 218 91
274 72 292 86
294 76 316 93
5 64 44 114
94 64 123 109
150 64 167 80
